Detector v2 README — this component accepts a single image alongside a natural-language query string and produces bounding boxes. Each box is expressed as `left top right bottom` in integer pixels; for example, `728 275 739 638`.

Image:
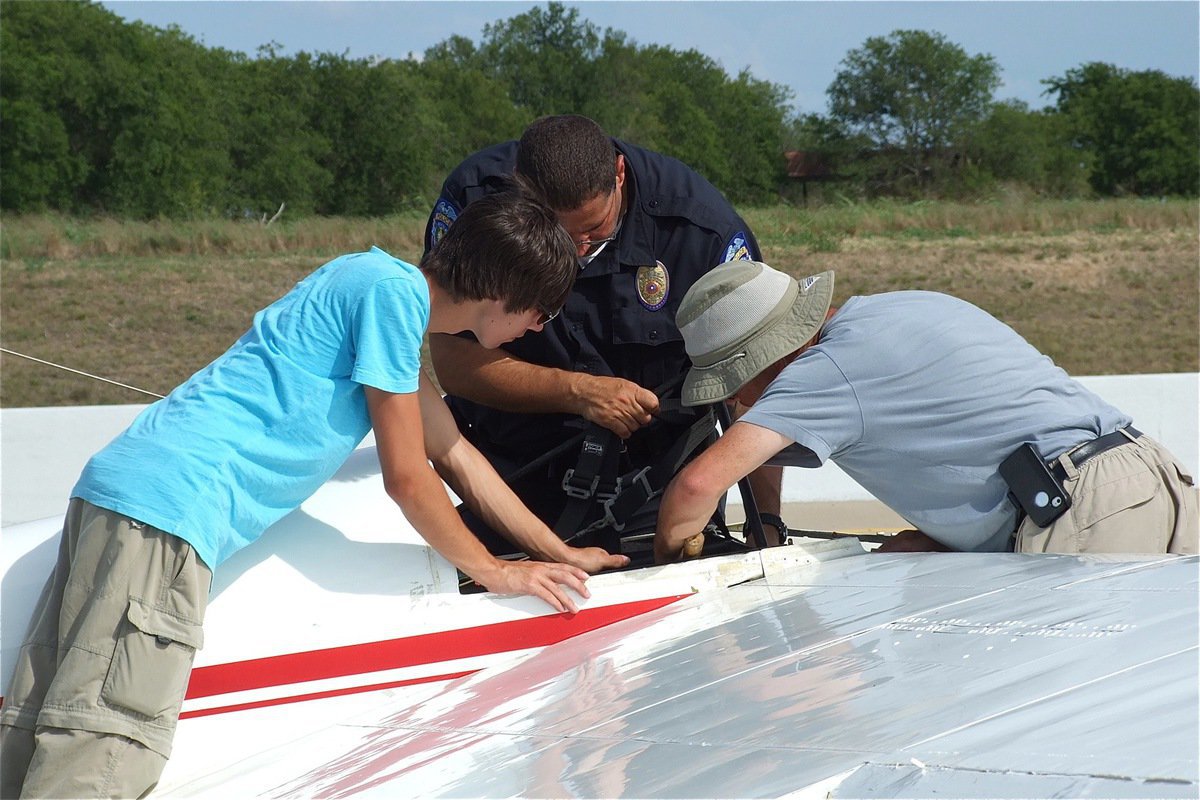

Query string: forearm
655 472 723 563
430 333 591 415
654 421 792 563
434 441 570 563
370 383 594 611
387 463 503 582
732 400 782 517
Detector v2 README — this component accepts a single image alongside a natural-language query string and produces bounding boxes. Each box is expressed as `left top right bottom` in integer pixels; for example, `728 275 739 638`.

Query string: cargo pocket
1074 471 1160 531
102 597 204 718
1069 469 1169 553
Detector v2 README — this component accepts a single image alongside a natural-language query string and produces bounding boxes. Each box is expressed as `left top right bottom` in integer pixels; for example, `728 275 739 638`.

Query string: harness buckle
626 466 657 502
600 467 659 533
561 468 600 500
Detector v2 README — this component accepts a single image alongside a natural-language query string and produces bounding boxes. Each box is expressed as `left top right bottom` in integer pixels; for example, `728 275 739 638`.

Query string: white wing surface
161 551 1199 798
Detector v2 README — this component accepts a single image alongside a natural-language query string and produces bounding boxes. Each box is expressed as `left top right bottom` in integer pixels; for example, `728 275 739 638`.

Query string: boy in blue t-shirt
1 192 629 799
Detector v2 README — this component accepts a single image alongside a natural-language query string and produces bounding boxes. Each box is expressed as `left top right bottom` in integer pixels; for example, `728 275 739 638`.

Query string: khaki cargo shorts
1016 434 1198 555
1 498 212 757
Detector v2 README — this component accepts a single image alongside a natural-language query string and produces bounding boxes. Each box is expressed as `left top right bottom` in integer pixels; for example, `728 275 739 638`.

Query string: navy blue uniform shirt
424 139 762 468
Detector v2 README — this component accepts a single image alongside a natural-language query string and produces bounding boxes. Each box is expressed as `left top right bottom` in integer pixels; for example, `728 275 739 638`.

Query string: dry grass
0 212 428 261
2 200 1197 407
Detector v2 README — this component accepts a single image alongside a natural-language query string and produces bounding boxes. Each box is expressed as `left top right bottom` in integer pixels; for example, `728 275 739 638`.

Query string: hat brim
681 271 834 406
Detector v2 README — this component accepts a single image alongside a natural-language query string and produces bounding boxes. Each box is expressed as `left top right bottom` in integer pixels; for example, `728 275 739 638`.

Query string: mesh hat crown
677 261 834 406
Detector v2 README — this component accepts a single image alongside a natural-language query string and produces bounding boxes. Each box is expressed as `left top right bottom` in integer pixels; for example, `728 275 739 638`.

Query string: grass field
2 198 1197 408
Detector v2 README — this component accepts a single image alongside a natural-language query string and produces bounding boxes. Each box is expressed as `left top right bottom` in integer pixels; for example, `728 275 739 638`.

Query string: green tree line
2 2 1196 219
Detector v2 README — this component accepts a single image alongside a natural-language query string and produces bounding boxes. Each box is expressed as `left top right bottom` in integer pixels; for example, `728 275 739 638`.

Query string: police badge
636 261 669 311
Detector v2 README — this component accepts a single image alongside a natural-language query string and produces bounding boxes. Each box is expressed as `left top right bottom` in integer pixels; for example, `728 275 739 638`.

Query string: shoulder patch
722 231 752 264
429 198 460 250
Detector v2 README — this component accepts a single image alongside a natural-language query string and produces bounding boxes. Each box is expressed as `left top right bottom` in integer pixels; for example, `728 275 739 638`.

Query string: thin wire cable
1 347 165 399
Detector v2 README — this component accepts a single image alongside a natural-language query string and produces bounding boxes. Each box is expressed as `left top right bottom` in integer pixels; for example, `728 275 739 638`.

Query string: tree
968 101 1091 197
424 6 792 204
0 2 234 217
0 0 793 215
1044 62 1199 196
418 51 529 174
311 56 445 215
474 2 602 115
225 47 331 217
0 1 115 212
827 29 1000 192
102 24 233 217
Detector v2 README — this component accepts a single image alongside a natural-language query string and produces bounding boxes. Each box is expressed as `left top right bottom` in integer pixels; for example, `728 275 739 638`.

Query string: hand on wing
574 375 659 439
473 559 592 614
874 529 952 553
563 546 630 574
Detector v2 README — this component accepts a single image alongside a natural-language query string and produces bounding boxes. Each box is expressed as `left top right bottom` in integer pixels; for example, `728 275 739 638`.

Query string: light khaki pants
1 499 211 799
1016 433 1198 554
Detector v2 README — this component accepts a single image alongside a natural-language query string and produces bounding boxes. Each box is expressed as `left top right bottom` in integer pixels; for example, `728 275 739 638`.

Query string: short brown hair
420 191 575 315
515 115 617 211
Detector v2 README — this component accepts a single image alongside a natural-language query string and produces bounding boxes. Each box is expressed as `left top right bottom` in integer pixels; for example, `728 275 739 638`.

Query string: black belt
1049 426 1141 483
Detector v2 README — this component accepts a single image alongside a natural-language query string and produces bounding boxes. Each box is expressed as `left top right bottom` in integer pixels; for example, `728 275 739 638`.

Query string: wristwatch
759 512 788 544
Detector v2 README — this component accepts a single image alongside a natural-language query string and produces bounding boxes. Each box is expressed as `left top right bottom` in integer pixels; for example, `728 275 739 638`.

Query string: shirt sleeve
350 275 429 395
739 349 863 464
716 223 763 267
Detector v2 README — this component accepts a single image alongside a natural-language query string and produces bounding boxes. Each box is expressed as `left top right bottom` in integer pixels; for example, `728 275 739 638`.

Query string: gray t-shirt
741 291 1129 551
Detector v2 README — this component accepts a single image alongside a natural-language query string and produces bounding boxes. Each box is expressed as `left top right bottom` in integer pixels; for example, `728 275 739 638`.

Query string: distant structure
784 150 839 204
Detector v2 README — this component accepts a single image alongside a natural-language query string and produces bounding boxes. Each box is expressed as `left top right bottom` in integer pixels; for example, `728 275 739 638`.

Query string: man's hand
472 559 593 614
874 529 952 553
571 374 659 439
563 546 631 574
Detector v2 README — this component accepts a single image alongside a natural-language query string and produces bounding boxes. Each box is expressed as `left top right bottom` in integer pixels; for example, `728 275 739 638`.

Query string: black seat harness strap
598 407 717 533
554 373 714 542
553 429 620 537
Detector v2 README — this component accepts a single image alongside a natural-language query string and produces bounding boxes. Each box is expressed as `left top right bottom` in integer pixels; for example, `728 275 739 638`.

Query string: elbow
381 470 425 510
668 464 725 509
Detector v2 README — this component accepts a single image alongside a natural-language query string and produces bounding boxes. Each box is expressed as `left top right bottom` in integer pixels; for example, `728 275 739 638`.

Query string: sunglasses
536 307 561 326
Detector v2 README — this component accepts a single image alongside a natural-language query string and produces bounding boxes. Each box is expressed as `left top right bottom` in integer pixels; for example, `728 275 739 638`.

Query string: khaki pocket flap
1075 471 1160 531
126 598 204 650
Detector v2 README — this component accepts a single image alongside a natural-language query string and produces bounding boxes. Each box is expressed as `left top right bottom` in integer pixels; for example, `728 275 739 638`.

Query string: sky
100 1 1199 115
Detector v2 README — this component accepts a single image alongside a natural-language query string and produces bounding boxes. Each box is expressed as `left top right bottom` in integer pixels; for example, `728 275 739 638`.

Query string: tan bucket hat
677 261 834 406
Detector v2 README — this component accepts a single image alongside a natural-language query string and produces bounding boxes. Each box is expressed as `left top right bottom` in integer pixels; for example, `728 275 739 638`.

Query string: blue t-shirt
742 292 1129 552
74 247 429 569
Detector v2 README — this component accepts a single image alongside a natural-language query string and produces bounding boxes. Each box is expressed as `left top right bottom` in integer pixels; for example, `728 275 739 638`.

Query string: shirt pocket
102 598 204 719
610 305 682 347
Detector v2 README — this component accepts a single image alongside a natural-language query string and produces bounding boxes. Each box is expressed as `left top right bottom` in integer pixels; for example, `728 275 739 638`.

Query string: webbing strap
554 430 619 537
553 374 689 539
601 408 717 531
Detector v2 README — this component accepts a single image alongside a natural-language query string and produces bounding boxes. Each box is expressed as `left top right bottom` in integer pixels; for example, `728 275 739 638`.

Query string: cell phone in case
999 443 1072 527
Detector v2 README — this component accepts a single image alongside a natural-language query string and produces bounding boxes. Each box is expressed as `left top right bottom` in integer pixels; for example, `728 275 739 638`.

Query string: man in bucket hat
653 261 1196 562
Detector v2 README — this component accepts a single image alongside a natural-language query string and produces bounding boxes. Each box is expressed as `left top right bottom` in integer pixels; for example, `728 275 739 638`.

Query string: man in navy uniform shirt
425 114 784 552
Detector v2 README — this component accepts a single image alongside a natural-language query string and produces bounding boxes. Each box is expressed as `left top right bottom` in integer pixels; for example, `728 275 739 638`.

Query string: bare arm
429 333 659 439
654 421 793 564
366 384 595 613
732 400 785 543
417 373 628 574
